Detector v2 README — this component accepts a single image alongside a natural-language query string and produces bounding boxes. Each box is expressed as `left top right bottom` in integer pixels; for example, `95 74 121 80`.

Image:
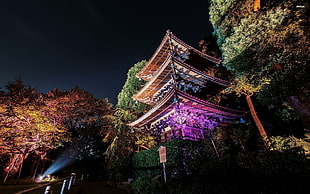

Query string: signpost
158 146 167 183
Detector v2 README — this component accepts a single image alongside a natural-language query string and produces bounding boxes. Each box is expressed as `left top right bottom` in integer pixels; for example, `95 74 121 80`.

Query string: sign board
158 146 166 163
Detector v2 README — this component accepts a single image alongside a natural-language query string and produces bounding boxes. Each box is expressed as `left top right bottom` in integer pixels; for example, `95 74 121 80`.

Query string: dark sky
0 0 213 105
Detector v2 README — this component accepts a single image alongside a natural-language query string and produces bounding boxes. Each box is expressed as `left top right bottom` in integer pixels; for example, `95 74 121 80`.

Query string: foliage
221 7 291 66
0 105 67 154
130 173 162 194
102 60 156 166
268 135 310 158
106 158 132 183
224 74 270 97
0 79 69 177
0 80 68 154
210 0 310 131
0 79 113 179
268 136 299 151
209 0 238 27
102 108 137 162
117 60 150 113
131 139 209 194
130 124 310 193
46 87 113 160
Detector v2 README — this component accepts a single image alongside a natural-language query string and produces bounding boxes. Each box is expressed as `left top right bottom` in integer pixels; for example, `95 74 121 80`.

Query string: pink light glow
155 103 225 142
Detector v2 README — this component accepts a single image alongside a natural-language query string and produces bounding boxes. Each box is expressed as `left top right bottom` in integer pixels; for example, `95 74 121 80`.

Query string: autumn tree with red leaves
0 79 113 181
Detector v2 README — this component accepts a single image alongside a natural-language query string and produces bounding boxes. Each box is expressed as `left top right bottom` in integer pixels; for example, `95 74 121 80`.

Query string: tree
102 60 156 163
44 87 113 163
63 88 113 160
0 79 113 180
0 79 69 181
209 0 310 138
223 75 269 140
117 60 150 114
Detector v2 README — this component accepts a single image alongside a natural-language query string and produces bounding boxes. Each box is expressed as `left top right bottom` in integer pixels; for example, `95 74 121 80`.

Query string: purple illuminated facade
129 30 245 143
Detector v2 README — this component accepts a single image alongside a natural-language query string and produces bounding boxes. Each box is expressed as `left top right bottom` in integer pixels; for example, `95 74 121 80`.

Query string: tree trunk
3 155 15 183
40 160 45 175
32 158 41 181
210 138 220 158
17 155 24 183
4 154 21 182
246 95 267 141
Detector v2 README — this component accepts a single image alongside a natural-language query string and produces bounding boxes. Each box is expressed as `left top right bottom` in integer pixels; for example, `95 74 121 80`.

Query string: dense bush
130 139 208 194
130 132 310 193
106 158 132 183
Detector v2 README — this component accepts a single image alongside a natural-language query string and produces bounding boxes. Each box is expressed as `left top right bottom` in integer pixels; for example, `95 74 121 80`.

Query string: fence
16 174 76 194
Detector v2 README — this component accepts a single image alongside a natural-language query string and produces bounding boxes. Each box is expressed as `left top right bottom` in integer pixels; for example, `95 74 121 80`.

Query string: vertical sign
158 146 167 183
158 146 166 163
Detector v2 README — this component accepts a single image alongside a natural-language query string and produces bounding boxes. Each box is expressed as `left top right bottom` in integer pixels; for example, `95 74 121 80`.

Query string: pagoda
129 30 246 143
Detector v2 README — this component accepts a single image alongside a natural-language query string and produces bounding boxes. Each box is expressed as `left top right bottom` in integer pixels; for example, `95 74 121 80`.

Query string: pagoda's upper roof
133 55 230 105
136 30 222 81
129 88 246 128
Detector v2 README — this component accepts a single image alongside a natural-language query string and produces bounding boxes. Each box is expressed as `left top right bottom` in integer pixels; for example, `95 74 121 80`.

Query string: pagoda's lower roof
128 88 246 128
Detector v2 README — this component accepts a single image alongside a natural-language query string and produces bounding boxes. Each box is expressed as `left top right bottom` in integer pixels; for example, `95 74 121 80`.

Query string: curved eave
169 32 222 64
136 32 171 81
133 56 231 105
129 88 176 128
136 30 222 81
129 88 246 128
174 89 246 117
172 56 230 87
132 55 173 105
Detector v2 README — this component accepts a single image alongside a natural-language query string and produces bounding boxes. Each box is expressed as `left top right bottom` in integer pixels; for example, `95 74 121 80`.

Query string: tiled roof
136 30 222 81
129 88 246 128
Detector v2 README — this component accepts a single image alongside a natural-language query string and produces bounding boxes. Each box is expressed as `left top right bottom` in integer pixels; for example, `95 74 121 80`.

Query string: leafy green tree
117 60 150 113
102 108 136 162
210 0 310 138
102 60 156 164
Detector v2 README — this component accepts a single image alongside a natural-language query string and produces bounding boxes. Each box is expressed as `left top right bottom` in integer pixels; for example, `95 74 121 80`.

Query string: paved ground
68 181 129 194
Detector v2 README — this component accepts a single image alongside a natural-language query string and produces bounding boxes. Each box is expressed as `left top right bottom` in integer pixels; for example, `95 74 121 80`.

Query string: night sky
0 0 213 104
